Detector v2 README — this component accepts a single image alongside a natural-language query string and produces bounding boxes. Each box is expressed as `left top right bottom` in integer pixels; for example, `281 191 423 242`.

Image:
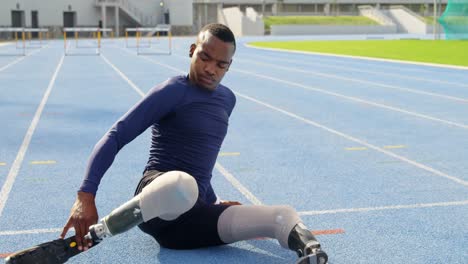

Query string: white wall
387 7 427 34
0 0 164 27
222 7 264 36
167 0 193 26
243 8 264 36
0 0 100 27
222 7 243 36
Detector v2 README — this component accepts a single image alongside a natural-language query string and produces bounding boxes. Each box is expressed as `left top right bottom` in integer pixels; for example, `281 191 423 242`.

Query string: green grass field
424 16 439 24
249 40 468 67
263 16 378 30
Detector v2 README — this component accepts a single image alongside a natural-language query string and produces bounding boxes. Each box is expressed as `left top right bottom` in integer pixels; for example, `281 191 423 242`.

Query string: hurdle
125 25 172 55
63 27 112 55
23 28 49 48
0 28 26 56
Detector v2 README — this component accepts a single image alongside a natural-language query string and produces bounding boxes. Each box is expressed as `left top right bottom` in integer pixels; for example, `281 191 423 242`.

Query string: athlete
6 23 328 264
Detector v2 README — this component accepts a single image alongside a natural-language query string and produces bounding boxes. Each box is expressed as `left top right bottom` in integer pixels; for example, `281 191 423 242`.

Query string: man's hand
61 192 98 251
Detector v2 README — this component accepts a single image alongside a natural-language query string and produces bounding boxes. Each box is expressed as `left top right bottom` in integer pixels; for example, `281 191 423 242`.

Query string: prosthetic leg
5 171 198 264
86 170 198 242
217 205 328 264
288 223 328 264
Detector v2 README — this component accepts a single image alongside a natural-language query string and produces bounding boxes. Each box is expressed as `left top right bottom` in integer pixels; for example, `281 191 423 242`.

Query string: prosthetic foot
5 196 143 264
288 223 329 264
4 235 98 264
6 171 198 264
295 248 328 264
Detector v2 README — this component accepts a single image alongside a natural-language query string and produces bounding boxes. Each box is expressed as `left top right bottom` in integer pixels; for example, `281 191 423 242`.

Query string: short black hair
199 23 236 50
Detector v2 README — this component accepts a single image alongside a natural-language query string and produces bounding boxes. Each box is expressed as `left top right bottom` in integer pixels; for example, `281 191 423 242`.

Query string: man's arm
61 81 185 250
80 81 186 195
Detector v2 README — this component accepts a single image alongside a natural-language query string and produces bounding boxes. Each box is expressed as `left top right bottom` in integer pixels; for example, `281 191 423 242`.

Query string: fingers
63 192 98 251
73 218 85 251
74 217 91 251
84 219 94 248
60 219 73 239
61 218 91 251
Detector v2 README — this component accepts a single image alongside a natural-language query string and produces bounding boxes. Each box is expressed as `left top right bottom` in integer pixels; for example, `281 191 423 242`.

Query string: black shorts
134 170 232 249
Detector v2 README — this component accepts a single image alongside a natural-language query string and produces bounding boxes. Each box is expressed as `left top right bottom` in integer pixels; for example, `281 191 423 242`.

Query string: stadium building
0 0 448 36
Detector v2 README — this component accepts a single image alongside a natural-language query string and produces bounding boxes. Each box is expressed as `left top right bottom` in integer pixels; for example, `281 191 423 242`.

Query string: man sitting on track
6 23 328 264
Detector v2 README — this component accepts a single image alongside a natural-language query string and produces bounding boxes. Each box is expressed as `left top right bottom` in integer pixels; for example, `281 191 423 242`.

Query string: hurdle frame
0 28 26 56
125 25 172 55
63 27 112 56
23 28 49 48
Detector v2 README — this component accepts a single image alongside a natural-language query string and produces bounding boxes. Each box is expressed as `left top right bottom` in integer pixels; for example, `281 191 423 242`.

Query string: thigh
138 200 232 250
134 170 232 249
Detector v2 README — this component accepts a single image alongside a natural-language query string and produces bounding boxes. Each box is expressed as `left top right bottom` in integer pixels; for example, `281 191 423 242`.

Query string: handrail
95 0 157 26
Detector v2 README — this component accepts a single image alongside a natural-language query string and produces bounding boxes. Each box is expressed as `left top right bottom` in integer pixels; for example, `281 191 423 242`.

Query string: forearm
79 134 119 195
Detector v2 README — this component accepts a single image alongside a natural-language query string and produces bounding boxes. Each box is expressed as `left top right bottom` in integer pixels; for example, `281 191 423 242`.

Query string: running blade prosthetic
5 235 95 264
295 248 328 264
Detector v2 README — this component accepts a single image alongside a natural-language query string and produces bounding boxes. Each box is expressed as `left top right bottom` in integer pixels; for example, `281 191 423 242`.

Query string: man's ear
189 44 196 57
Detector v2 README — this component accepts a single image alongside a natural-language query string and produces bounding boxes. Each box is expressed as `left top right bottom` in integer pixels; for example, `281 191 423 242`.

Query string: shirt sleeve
226 88 236 117
79 81 186 195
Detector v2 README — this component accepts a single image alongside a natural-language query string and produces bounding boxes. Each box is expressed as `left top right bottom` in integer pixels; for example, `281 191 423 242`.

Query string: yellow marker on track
30 160 57 165
345 147 367 151
219 152 240 156
383 145 406 149
0 162 6 166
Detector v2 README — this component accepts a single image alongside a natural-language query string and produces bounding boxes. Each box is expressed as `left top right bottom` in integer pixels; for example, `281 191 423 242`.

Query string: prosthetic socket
85 171 199 242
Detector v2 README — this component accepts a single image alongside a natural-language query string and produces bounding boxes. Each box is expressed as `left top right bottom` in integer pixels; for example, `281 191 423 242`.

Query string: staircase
382 6 428 34
95 0 156 26
359 5 395 27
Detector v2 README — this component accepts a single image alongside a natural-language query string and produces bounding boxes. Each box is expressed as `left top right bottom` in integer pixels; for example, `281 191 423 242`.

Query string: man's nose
204 63 216 76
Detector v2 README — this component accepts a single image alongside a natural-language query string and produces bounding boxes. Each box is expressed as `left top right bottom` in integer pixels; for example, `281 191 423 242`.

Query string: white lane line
0 55 65 218
234 92 468 187
232 68 468 130
236 58 468 103
118 46 183 74
244 44 468 71
168 52 468 129
114 50 468 188
215 163 263 205
244 53 468 88
299 200 468 215
0 48 43 72
0 228 63 236
101 49 261 204
100 54 145 97
2 200 467 236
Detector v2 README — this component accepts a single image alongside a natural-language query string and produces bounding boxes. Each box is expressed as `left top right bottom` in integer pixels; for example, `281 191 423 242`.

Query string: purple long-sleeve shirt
79 75 236 203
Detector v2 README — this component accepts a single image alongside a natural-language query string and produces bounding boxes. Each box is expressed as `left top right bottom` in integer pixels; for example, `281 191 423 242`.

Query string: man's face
189 32 235 91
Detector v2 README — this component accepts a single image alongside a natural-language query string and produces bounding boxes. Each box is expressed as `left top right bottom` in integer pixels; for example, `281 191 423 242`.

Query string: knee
273 205 300 225
171 171 199 203
139 171 199 222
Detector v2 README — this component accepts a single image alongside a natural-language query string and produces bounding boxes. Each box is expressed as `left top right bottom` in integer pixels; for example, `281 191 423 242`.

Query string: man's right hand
60 191 98 251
